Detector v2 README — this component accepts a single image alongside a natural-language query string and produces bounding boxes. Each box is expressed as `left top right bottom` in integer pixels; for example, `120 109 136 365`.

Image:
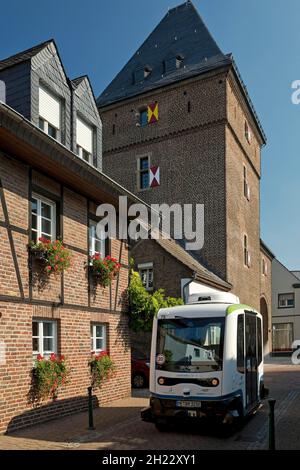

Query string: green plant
89 254 121 287
31 353 69 402
29 237 72 274
89 351 116 388
127 270 184 332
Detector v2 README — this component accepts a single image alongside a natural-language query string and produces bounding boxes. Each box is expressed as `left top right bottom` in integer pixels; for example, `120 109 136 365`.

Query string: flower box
29 246 46 261
88 254 121 288
28 237 72 274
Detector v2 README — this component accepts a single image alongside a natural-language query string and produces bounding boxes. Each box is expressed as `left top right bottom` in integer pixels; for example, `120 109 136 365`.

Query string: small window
144 67 152 78
176 55 184 69
31 194 56 242
139 109 148 127
243 165 250 200
272 323 293 352
262 258 268 276
89 219 106 258
76 116 93 165
244 235 251 268
32 320 57 358
138 263 153 291
278 293 295 309
194 348 200 358
138 155 150 190
245 120 251 143
237 314 245 373
91 324 107 353
39 85 61 141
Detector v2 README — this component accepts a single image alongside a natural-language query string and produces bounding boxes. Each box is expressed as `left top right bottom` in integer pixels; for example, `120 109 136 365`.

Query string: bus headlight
158 377 165 385
211 378 219 387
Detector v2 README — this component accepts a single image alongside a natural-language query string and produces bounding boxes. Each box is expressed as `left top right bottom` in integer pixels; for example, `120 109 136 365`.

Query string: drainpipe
182 272 197 305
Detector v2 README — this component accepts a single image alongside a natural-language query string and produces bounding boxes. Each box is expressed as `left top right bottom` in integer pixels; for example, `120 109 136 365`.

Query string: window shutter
39 86 60 129
76 116 93 153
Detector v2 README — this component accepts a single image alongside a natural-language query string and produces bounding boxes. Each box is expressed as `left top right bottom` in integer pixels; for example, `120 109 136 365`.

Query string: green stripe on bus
226 304 254 315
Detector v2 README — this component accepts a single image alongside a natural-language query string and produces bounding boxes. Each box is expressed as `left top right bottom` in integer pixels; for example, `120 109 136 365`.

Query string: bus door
245 313 258 408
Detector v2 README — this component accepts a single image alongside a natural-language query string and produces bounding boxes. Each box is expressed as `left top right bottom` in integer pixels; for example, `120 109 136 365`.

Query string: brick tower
97 1 267 311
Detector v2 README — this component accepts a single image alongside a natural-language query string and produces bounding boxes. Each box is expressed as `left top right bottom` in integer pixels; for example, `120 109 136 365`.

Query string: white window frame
89 219 106 258
138 262 154 291
137 154 150 190
39 85 61 141
32 320 57 358
39 117 60 141
31 193 56 242
76 115 93 165
278 293 295 309
77 145 93 165
91 324 107 353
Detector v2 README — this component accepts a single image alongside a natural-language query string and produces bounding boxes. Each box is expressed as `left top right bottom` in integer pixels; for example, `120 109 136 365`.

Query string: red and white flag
149 166 160 187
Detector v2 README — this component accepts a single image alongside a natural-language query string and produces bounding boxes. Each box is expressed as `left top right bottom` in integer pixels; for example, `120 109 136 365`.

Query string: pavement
0 360 300 450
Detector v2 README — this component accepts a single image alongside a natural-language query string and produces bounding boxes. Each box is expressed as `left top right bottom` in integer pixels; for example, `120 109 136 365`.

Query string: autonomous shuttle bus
141 292 265 430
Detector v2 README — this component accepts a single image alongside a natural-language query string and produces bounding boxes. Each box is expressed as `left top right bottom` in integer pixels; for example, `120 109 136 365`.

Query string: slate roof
0 39 53 71
133 236 231 291
97 1 266 142
97 1 230 107
71 76 87 88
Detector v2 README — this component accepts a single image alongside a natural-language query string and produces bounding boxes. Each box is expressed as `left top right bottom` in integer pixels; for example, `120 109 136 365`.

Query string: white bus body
141 293 265 428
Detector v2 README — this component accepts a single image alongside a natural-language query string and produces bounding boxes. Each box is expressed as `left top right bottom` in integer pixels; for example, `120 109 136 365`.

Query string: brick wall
225 78 262 311
101 72 228 279
0 150 130 434
131 239 192 299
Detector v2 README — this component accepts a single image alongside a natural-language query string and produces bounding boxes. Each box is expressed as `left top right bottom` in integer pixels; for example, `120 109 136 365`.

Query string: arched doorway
260 297 269 353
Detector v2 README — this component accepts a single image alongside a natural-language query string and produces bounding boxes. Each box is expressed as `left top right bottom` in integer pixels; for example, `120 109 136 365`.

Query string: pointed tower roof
97 1 231 107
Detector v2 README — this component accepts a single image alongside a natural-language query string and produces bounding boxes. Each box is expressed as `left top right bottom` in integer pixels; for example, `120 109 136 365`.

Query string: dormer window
39 85 61 141
134 66 152 83
176 54 184 69
144 67 152 78
164 54 184 74
76 116 93 164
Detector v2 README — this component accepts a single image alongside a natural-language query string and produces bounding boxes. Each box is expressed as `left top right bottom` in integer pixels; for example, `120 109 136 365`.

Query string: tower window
137 155 150 190
139 108 148 127
243 165 250 200
187 101 191 113
244 234 251 268
245 120 251 143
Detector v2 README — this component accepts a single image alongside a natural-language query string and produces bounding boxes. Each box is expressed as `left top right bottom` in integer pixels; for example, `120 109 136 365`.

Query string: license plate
176 400 201 408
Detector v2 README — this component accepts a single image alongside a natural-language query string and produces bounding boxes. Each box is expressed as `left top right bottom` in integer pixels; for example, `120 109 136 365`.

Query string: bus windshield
156 317 225 373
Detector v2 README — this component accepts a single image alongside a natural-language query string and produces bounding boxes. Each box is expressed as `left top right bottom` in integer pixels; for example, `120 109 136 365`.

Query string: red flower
60 355 65 361
37 354 43 361
45 266 52 272
50 353 56 361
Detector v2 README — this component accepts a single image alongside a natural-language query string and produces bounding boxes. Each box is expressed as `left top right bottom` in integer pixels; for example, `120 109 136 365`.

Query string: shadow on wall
5 394 99 435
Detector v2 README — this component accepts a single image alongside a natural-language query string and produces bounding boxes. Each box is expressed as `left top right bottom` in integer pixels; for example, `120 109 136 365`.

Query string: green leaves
31 354 69 403
89 353 116 389
127 270 184 332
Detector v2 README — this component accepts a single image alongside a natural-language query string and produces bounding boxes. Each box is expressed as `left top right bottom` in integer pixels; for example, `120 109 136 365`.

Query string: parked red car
131 358 150 388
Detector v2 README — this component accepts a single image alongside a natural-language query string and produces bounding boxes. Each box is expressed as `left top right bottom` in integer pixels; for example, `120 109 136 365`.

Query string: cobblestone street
1 361 299 451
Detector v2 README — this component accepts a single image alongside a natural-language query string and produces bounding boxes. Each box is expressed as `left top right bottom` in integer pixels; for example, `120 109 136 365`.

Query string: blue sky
1 0 299 269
